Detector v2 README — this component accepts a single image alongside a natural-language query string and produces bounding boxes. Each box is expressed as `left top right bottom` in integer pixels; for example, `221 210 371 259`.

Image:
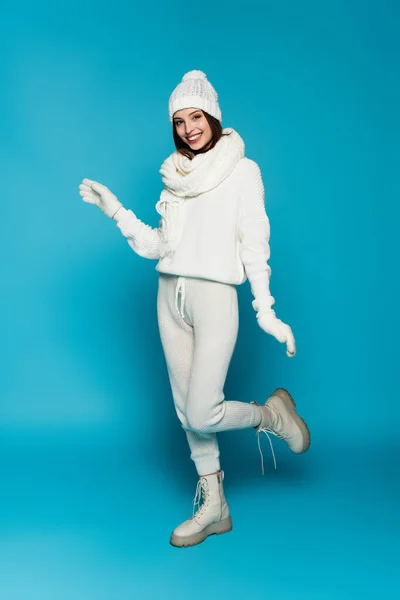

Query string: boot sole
266 388 311 453
170 516 233 548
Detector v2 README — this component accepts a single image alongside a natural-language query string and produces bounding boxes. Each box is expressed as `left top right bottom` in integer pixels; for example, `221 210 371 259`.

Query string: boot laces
253 402 290 475
257 429 275 474
192 477 209 518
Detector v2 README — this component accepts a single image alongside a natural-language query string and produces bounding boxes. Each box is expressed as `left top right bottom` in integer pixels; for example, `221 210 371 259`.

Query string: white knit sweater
114 157 275 314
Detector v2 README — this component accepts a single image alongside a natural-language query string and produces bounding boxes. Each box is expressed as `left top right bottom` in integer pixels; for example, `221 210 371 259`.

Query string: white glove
79 178 122 219
256 309 296 358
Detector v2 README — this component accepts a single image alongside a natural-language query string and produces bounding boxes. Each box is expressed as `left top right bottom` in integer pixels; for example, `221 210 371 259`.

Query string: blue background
1 0 399 597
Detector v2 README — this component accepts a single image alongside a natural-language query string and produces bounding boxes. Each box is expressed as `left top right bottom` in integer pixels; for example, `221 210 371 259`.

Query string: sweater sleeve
113 206 161 260
238 159 275 314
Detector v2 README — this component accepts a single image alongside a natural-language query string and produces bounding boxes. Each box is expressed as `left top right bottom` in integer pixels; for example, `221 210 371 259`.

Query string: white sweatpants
157 273 262 475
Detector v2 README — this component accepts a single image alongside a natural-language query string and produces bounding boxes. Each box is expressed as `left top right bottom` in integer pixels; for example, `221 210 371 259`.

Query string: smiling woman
79 68 309 549
174 108 210 148
172 107 229 159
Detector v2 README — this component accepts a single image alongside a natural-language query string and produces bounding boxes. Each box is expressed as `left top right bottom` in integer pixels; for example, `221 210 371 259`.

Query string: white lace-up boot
170 471 232 547
252 388 311 473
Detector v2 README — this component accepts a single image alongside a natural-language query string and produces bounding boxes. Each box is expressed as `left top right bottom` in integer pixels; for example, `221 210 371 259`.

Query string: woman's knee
185 402 224 433
175 406 189 430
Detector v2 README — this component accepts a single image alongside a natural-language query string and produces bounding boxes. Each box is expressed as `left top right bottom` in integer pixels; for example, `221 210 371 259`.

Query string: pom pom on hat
182 70 207 81
168 69 221 123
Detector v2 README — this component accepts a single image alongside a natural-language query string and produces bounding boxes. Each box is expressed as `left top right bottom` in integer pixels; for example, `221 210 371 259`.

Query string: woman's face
173 108 213 150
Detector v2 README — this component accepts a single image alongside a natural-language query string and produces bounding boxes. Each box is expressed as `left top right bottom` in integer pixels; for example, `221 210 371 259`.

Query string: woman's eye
175 114 200 126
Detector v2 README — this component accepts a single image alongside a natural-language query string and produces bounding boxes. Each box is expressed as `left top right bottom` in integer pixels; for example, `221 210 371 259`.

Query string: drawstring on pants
175 276 186 320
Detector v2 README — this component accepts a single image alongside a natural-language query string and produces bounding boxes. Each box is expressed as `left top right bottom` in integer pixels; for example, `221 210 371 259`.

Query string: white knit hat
168 70 222 124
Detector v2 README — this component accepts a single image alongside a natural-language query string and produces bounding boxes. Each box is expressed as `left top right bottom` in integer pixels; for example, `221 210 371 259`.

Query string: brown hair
172 110 232 160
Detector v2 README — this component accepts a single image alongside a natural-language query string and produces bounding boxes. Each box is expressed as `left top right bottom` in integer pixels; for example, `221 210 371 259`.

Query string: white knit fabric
168 70 221 123
156 126 244 258
114 143 276 314
159 127 243 197
157 273 262 475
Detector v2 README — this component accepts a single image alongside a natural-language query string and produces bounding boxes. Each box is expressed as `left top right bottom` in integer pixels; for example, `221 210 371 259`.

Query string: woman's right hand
79 178 122 219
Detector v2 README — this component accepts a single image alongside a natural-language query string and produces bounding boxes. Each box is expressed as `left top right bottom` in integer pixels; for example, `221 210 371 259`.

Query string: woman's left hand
256 310 296 357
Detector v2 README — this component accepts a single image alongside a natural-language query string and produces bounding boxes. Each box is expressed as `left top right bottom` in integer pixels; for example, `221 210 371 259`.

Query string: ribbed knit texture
115 156 275 314
157 273 262 475
168 70 221 123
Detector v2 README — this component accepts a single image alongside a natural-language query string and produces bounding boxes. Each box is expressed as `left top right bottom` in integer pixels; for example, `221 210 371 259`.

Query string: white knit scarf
156 127 245 258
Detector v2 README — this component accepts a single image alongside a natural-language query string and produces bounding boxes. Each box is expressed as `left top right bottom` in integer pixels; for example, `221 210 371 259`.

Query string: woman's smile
187 132 203 144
